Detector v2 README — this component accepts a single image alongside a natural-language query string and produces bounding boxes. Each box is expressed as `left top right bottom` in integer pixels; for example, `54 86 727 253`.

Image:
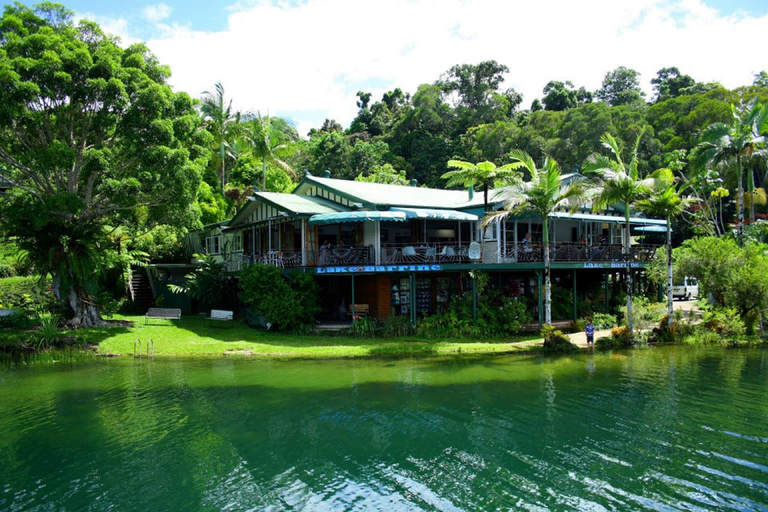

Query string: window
233 233 243 252
205 235 221 255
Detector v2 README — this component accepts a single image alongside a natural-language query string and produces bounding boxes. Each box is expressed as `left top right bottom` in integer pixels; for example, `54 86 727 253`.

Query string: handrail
502 242 660 263
380 243 471 264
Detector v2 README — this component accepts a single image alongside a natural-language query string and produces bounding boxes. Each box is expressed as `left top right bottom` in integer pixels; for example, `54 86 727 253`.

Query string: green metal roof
308 211 408 225
549 212 666 225
255 192 343 215
391 207 478 221
296 175 484 209
228 193 344 227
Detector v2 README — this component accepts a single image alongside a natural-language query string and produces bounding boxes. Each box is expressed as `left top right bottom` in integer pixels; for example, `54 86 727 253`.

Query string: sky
25 0 768 137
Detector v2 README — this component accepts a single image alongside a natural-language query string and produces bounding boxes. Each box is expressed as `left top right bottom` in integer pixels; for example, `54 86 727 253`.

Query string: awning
391 207 478 221
549 212 666 225
308 211 407 226
633 225 669 232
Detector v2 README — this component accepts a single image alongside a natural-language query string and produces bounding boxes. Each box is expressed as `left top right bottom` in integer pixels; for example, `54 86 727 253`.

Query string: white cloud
98 0 768 135
143 3 173 23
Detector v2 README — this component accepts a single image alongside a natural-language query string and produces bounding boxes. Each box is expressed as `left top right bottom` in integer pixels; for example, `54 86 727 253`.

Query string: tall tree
200 83 241 192
753 71 768 88
437 60 520 129
692 99 768 246
441 160 521 213
484 152 586 325
584 131 655 336
0 3 206 326
636 168 694 326
243 113 298 191
541 80 591 111
596 66 645 106
651 67 696 103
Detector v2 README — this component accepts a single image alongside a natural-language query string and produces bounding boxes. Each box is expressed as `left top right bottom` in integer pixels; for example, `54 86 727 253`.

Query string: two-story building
183 171 666 325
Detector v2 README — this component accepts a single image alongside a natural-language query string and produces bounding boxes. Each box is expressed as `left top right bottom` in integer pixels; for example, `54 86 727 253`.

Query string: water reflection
0 347 766 511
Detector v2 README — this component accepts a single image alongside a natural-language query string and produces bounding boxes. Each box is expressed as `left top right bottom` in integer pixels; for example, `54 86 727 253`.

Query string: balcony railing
380 243 472 264
502 242 660 263
225 242 661 271
227 251 303 270
316 245 374 266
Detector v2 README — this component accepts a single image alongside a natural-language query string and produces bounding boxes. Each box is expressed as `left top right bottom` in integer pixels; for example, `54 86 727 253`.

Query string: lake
1 346 766 511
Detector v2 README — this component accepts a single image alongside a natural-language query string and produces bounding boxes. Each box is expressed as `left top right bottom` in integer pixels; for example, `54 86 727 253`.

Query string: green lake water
1 346 766 511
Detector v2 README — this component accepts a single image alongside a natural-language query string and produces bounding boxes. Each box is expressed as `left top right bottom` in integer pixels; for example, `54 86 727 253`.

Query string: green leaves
0 3 203 325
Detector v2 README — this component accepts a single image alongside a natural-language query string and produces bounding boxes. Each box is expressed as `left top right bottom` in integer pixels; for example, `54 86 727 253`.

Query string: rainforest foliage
1 2 768 327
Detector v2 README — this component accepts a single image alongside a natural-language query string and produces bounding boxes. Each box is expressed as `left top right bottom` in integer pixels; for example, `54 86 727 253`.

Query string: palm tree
200 83 241 192
244 112 298 191
442 159 521 213
584 131 655 337
692 99 768 247
483 150 586 325
636 168 695 327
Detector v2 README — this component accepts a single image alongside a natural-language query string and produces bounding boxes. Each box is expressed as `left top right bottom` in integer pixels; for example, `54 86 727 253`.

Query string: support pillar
536 271 543 327
409 272 417 325
572 270 578 321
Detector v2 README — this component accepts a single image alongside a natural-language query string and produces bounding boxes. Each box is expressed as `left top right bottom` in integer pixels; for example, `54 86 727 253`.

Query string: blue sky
24 0 768 136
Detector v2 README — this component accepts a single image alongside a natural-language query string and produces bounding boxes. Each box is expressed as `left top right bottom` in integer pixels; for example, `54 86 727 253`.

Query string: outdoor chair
468 242 481 260
402 246 419 262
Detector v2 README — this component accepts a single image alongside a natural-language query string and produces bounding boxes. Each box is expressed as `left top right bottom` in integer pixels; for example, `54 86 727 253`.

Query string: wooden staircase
129 267 154 310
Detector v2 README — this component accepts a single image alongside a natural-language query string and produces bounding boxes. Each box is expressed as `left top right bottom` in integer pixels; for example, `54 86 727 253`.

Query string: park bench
349 303 370 318
207 309 234 326
145 308 182 325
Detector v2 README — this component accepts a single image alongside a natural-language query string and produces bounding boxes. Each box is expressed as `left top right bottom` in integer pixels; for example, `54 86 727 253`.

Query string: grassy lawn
1 314 543 359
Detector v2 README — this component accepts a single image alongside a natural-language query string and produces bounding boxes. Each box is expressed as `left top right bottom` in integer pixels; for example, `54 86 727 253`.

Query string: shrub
349 316 376 338
168 254 226 310
702 307 745 338
415 311 483 338
653 315 696 343
379 315 412 337
0 263 15 278
609 325 632 347
593 312 617 330
596 335 623 350
239 264 320 333
620 295 666 332
0 276 57 312
413 272 532 339
541 325 578 354
0 310 30 329
34 312 60 349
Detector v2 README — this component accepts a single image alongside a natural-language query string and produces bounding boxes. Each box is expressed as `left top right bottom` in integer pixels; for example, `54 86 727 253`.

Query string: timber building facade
181 172 666 325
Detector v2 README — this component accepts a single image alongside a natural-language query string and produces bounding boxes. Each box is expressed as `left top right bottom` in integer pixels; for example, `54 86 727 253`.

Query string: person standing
585 317 595 346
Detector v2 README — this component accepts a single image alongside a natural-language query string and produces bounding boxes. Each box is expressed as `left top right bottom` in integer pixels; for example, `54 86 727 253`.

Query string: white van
672 277 699 301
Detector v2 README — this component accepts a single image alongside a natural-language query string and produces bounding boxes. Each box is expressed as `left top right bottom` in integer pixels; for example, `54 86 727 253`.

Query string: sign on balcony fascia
583 262 642 269
317 264 442 274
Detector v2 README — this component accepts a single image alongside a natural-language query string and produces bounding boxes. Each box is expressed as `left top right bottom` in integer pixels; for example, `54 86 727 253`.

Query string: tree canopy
0 2 207 325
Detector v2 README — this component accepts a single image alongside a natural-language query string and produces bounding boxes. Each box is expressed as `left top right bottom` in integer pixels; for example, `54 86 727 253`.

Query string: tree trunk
737 156 744 248
748 166 756 223
220 142 226 192
543 218 551 325
625 215 633 336
53 274 106 328
666 216 673 327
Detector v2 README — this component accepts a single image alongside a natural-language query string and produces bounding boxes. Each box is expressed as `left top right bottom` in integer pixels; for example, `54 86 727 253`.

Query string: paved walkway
566 298 700 348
